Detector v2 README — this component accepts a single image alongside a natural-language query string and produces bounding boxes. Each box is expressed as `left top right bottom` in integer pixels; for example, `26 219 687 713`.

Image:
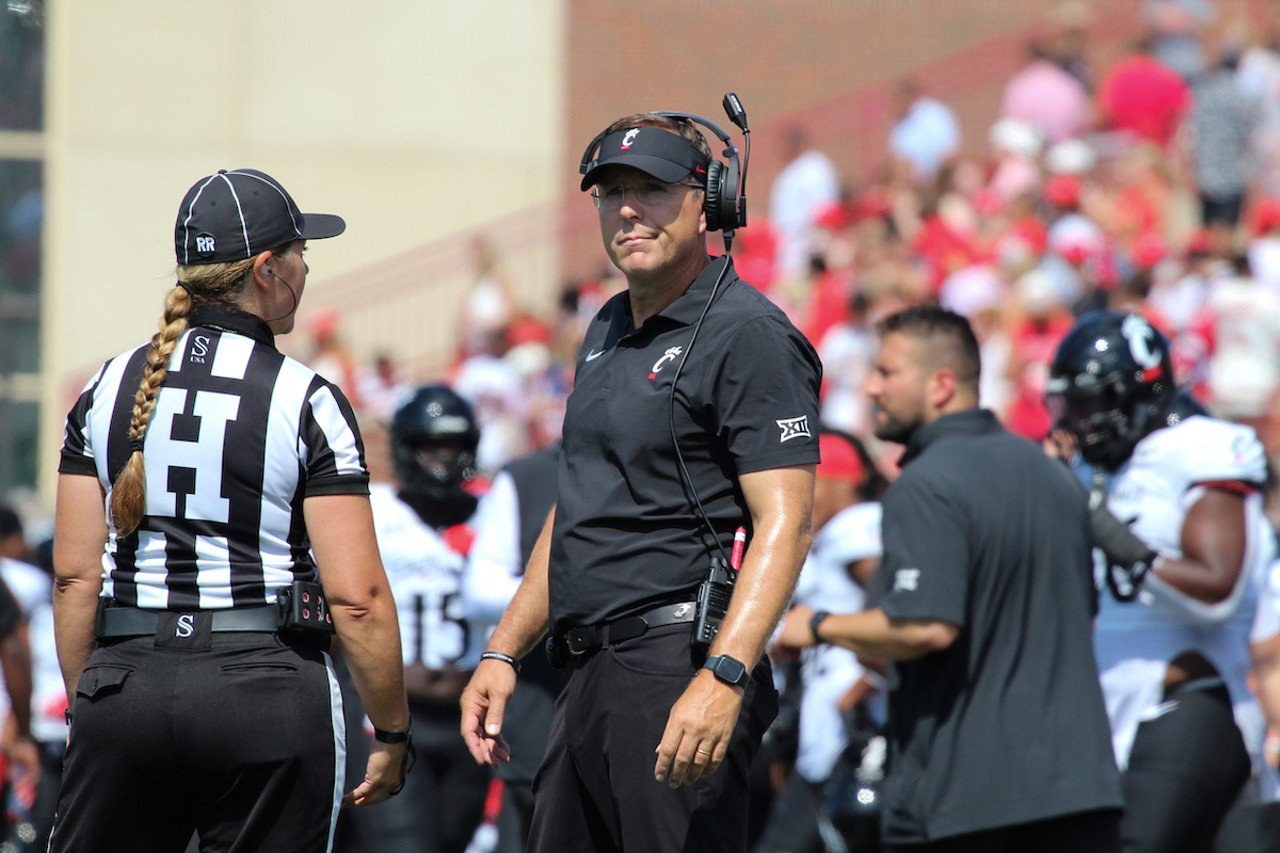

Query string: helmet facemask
389 385 481 505
392 437 477 502
1046 377 1138 470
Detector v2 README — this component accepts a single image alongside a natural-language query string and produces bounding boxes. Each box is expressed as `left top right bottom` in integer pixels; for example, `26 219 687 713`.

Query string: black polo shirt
873 409 1122 844
549 256 820 631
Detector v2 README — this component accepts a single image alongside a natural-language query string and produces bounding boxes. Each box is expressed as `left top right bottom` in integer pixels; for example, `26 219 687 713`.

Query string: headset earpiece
703 160 725 232
721 152 742 231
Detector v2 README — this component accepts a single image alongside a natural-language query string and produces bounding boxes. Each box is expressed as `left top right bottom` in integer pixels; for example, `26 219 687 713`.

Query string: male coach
781 306 1122 852
460 109 820 852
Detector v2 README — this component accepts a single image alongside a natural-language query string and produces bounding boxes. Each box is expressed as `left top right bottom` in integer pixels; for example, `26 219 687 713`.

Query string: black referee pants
48 630 343 853
526 623 778 853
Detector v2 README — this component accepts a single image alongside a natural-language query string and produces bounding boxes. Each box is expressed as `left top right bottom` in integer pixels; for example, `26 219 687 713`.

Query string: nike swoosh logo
585 349 607 362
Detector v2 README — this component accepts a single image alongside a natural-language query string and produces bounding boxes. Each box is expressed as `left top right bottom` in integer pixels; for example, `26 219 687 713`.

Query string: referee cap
580 127 710 191
175 168 345 266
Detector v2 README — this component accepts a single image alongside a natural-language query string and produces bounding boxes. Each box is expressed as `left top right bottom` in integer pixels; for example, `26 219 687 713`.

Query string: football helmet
390 384 480 502
1045 311 1177 471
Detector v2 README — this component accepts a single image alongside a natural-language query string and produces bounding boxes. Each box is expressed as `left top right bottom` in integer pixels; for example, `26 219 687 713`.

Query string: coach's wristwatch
703 655 749 688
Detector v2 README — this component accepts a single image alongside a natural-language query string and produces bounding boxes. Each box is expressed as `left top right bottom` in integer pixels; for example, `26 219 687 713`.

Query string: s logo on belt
157 611 211 649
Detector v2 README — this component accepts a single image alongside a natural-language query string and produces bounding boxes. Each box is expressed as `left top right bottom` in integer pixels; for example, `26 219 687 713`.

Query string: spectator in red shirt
1098 36 1191 146
1005 269 1074 441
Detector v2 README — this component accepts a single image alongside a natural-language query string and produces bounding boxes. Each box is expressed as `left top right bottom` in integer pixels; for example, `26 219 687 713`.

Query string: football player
768 431 888 853
348 384 491 853
1046 311 1273 852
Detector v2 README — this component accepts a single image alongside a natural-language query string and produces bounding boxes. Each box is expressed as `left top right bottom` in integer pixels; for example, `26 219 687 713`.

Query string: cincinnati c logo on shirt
621 128 640 150
776 415 811 443
649 346 682 380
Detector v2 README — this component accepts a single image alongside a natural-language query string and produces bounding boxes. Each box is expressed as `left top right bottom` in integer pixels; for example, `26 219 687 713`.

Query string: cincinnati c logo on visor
621 128 640 150
776 415 811 443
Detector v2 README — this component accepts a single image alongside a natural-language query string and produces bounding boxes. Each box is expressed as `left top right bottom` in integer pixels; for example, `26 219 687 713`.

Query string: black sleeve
299 377 371 497
58 362 108 477
875 472 971 626
708 316 822 475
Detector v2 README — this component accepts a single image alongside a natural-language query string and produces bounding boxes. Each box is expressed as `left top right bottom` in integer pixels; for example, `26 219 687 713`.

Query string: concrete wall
38 0 566 502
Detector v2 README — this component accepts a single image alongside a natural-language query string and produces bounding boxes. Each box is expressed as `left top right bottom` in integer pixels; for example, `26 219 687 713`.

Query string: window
0 1 42 496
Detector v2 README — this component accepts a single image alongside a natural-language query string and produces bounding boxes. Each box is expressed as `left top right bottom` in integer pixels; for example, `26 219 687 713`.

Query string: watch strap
809 610 831 644
703 654 749 687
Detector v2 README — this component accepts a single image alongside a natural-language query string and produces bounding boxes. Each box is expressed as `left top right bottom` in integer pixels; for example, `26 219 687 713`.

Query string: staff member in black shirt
460 110 820 852
51 169 411 852
781 306 1123 852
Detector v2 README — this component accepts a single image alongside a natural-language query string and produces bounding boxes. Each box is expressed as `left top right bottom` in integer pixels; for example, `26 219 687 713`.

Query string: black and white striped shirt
59 304 369 610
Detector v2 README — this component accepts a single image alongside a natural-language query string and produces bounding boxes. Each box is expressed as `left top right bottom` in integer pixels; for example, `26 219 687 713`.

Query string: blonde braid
110 285 193 536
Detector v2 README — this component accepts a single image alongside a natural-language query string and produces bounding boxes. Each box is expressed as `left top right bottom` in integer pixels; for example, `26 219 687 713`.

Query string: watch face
711 655 747 684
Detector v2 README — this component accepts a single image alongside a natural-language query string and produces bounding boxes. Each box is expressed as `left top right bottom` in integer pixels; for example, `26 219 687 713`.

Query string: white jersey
1253 560 1280 645
369 484 482 670
1253 560 1280 801
0 558 66 743
1094 416 1273 769
791 502 883 783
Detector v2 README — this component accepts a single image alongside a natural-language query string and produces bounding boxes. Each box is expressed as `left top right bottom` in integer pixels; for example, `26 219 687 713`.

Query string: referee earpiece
263 268 274 277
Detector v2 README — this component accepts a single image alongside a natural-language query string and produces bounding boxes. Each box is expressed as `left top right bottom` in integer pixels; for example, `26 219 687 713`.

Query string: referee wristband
480 651 521 673
809 610 831 644
373 725 412 745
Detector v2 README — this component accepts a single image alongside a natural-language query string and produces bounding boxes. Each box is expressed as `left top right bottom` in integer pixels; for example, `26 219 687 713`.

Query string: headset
581 94 753 567
578 93 750 248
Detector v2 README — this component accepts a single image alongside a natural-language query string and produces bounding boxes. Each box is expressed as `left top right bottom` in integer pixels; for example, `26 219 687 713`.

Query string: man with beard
782 306 1122 851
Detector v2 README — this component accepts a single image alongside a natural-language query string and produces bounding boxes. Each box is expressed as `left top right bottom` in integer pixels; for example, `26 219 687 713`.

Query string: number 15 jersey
369 484 482 670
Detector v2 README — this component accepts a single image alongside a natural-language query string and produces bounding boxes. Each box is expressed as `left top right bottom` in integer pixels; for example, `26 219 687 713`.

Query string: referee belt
96 604 281 638
562 601 696 655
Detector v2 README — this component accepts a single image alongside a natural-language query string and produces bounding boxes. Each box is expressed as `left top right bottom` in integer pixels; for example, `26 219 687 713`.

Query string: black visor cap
580 127 710 190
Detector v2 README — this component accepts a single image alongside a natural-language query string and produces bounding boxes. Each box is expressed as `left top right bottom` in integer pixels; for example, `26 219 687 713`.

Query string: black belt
96 605 281 639
562 601 696 655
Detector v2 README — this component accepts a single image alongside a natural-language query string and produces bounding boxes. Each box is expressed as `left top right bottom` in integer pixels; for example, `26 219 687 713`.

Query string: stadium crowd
4 2 1280 850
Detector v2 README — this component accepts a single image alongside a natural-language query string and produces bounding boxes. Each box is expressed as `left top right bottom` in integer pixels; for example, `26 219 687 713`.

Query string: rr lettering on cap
195 233 216 255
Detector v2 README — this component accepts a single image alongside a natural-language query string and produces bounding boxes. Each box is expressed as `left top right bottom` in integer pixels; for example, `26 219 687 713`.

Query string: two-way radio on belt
662 95 751 649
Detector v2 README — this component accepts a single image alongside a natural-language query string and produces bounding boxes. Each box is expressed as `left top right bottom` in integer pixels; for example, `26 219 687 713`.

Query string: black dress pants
526 624 778 853
885 808 1122 853
48 630 343 853
1119 681 1251 853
